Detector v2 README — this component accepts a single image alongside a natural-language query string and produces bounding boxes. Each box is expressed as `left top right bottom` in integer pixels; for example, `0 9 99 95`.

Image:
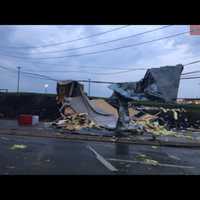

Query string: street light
44 84 48 94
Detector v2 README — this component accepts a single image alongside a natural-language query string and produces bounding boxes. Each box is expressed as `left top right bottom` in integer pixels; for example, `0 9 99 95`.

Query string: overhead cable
184 60 200 67
0 25 130 49
4 25 171 55
0 30 191 60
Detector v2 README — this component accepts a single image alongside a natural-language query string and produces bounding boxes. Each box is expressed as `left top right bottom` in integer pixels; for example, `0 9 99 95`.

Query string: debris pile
133 106 200 130
55 80 118 131
126 107 195 140
52 113 101 131
53 76 199 138
108 65 188 135
129 113 176 137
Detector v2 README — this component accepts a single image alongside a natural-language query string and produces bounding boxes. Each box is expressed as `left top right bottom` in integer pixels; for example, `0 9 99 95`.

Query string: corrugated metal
109 65 183 102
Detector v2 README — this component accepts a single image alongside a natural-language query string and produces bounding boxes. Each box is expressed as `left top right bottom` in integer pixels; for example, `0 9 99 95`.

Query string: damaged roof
109 65 184 102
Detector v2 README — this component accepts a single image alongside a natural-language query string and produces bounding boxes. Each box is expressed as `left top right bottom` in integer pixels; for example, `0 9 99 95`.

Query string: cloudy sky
0 25 199 98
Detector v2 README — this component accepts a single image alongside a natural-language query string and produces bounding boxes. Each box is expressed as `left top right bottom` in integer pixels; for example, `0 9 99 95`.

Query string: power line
3 58 150 71
2 68 200 83
0 25 130 49
25 67 148 75
5 51 200 73
0 65 58 81
0 58 142 70
181 76 200 80
1 62 199 78
0 63 149 78
20 71 58 81
180 60 200 77
0 64 145 81
21 73 57 82
33 65 145 71
184 59 200 67
182 70 200 76
78 80 116 84
0 65 17 72
0 58 150 75
1 58 200 83
18 58 200 78
0 65 159 83
0 30 191 60
4 25 171 55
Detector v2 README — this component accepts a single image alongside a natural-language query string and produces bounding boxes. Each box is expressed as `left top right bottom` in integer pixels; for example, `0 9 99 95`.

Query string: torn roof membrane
109 65 184 102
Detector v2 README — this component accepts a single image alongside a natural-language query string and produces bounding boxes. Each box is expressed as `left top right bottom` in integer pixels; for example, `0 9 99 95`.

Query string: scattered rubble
52 113 102 131
56 80 118 130
53 77 200 139
128 108 197 139
136 154 159 166
10 144 27 150
53 96 200 139
108 65 191 135
151 146 158 149
133 106 200 129
130 113 176 136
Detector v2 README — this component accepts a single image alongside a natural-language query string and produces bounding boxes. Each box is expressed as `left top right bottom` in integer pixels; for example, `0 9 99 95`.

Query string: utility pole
88 78 91 97
17 66 21 93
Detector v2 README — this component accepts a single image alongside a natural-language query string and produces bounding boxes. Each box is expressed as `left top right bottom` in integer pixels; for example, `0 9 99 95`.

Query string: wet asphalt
1 134 200 175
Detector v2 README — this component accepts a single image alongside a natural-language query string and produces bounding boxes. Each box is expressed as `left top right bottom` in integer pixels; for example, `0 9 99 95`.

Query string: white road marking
108 158 195 169
167 153 181 161
1 136 9 141
87 145 118 172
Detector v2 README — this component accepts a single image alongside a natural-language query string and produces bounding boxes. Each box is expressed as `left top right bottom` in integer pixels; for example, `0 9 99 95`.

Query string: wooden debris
53 113 101 131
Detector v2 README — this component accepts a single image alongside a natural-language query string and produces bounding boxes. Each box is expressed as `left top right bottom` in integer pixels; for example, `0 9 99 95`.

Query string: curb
0 128 200 148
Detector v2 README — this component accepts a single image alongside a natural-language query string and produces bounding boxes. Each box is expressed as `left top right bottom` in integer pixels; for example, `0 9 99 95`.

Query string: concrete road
0 134 200 175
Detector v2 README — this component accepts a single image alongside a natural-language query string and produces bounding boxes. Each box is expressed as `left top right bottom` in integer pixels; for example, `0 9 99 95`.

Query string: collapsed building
108 65 184 132
53 64 200 136
55 80 118 130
